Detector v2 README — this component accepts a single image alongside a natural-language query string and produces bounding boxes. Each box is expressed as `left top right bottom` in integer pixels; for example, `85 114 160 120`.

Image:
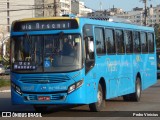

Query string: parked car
0 64 5 75
5 66 10 75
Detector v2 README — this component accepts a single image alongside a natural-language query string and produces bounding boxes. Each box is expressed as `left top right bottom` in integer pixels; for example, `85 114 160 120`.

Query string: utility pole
7 0 10 32
54 0 57 16
144 0 147 26
140 0 151 26
43 0 45 17
54 0 60 16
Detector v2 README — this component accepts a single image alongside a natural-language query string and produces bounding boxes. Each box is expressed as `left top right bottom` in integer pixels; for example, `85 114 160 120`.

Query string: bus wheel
89 84 105 112
123 77 141 102
33 105 48 113
131 77 141 101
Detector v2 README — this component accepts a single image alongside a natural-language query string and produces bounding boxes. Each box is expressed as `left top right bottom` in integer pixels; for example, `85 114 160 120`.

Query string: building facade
116 5 160 26
116 9 144 25
71 0 92 17
87 7 123 18
87 10 110 17
0 0 35 42
35 0 71 17
88 5 160 26
147 5 160 26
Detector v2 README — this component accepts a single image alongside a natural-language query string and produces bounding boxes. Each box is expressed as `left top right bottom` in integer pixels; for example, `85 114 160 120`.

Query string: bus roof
79 17 154 32
13 16 154 32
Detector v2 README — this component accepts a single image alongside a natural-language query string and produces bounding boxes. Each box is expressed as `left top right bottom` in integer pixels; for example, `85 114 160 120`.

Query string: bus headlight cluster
68 80 83 94
11 82 22 95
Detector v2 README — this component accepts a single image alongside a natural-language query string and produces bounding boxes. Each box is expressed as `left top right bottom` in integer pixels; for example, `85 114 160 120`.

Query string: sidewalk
0 86 10 92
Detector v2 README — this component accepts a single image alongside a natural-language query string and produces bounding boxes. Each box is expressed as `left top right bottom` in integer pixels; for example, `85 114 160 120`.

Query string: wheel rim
97 90 103 106
137 80 141 98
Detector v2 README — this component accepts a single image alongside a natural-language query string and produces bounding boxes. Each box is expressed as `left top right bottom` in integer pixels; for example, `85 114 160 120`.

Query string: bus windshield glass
11 34 82 73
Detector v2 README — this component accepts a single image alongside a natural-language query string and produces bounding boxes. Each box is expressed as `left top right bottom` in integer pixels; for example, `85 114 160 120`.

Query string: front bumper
11 85 86 105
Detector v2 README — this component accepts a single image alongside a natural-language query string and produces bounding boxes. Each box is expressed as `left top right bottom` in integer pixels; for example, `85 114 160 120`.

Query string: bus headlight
76 80 83 89
11 82 22 95
68 80 83 94
68 84 76 94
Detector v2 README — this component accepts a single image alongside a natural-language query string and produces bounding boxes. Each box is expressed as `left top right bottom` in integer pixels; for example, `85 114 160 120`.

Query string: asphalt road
0 80 160 119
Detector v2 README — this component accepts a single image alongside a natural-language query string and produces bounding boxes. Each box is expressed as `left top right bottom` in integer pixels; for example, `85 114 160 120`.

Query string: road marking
0 90 11 93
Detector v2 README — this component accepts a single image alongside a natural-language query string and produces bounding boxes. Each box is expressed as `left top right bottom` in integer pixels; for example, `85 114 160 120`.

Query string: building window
137 16 140 18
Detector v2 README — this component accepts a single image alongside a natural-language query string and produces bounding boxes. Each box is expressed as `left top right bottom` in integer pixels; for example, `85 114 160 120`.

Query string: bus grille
20 75 70 84
25 94 65 101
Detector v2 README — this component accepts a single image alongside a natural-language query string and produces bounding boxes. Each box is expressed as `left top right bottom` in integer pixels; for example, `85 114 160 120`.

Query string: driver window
83 25 95 73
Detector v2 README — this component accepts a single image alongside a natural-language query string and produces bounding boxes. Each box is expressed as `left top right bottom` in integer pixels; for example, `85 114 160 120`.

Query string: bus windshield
11 34 82 73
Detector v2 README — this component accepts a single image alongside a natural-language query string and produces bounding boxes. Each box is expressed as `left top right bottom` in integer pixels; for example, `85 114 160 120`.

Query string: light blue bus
10 16 157 112
157 48 160 77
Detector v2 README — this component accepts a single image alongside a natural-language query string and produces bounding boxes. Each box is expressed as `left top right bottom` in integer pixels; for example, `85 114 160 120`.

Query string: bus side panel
132 53 157 91
105 55 135 99
143 53 157 89
105 55 119 98
118 54 134 96
140 54 149 90
84 68 98 104
132 54 141 91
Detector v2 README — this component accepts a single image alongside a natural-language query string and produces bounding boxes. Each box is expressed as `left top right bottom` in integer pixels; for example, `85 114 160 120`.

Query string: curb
0 90 11 93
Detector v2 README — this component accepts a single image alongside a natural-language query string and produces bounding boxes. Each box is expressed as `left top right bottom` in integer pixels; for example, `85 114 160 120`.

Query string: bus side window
133 31 141 53
115 29 125 54
95 27 105 55
141 32 148 53
148 33 154 53
124 30 133 53
105 29 115 54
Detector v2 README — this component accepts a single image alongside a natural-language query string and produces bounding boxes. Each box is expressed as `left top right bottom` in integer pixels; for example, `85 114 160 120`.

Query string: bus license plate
38 96 50 101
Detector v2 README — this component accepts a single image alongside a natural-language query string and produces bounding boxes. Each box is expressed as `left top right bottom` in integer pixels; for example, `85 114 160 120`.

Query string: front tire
89 84 105 112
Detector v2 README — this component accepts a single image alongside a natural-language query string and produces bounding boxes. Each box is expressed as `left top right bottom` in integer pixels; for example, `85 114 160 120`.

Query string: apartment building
35 0 71 17
71 0 92 17
116 5 160 26
0 0 35 41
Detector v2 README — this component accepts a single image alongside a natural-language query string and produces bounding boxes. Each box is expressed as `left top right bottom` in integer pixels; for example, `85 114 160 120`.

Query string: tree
0 25 9 63
154 23 160 48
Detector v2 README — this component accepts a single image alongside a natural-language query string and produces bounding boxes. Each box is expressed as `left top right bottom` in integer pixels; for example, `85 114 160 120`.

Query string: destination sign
14 61 36 70
13 20 79 31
